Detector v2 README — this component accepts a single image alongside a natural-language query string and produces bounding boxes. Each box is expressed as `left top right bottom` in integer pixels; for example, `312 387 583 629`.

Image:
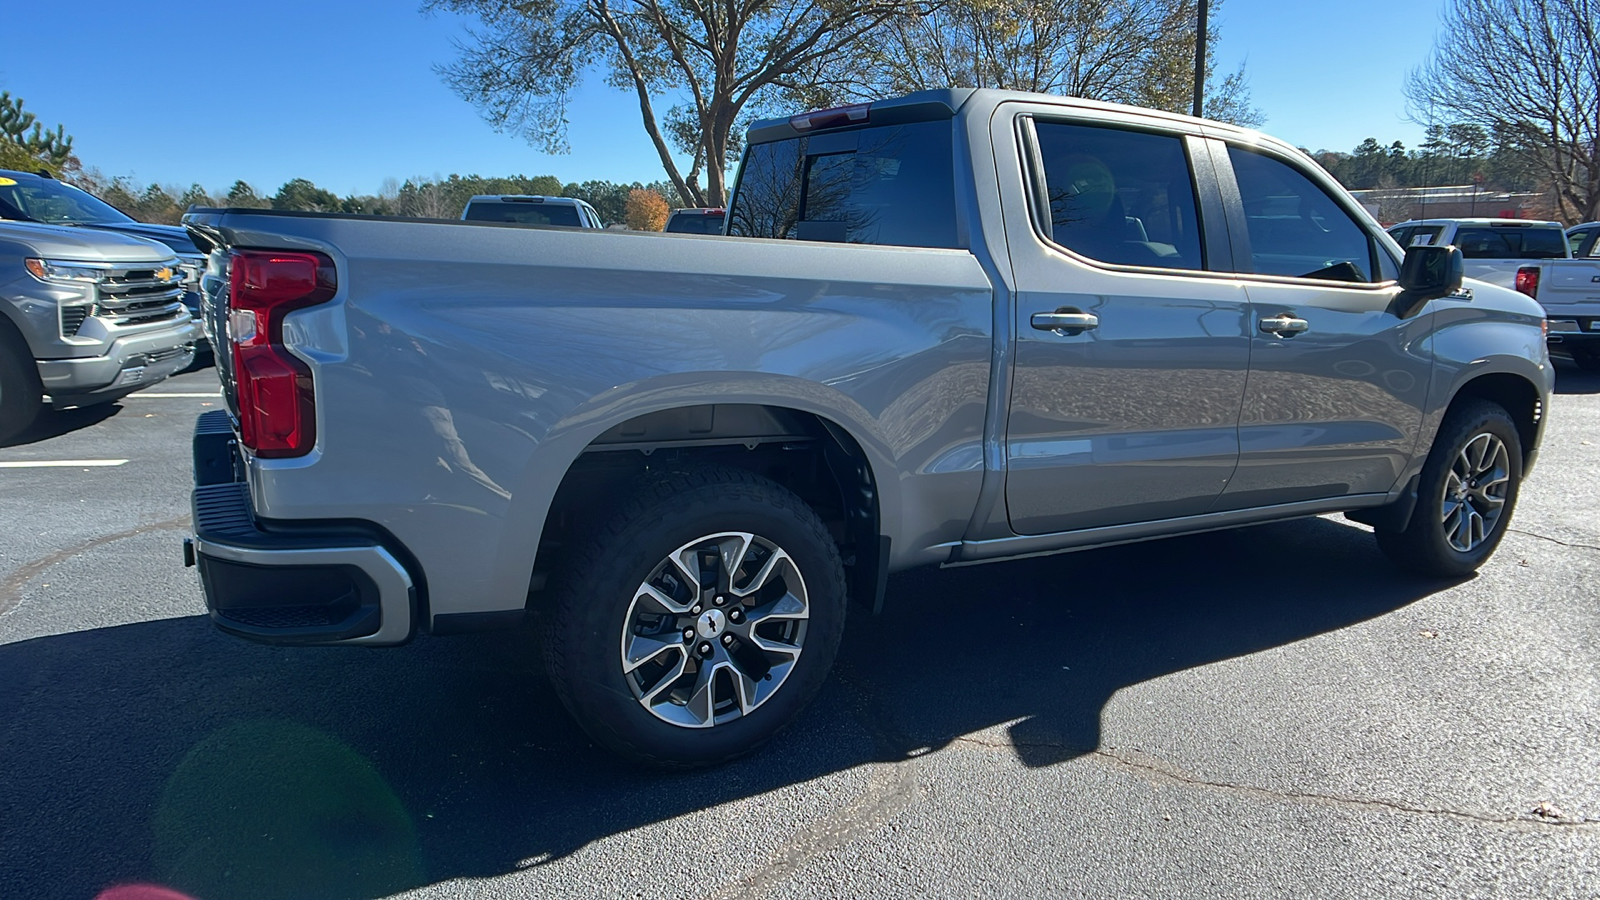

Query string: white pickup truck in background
1514 249 1600 370
1387 218 1570 290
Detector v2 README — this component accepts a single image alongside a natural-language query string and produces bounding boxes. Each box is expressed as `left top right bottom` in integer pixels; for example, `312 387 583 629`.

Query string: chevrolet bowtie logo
154 266 174 281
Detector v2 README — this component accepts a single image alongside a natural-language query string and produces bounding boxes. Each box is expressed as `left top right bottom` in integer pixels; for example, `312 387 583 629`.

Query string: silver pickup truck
1514 239 1600 369
1 221 199 441
183 89 1552 767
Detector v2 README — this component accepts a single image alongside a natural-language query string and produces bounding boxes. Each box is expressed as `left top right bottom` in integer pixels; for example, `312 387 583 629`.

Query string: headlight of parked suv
24 258 108 283
177 257 205 288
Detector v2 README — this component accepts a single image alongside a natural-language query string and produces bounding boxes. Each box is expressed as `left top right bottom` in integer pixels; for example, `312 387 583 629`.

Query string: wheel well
531 405 885 612
1447 373 1541 460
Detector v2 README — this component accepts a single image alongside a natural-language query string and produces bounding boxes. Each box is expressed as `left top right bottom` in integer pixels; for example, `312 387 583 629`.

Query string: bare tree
1407 0 1600 223
815 0 1262 126
428 0 932 207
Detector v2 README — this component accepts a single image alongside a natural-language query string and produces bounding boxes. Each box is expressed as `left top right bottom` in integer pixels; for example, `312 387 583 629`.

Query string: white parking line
0 459 129 468
124 392 221 398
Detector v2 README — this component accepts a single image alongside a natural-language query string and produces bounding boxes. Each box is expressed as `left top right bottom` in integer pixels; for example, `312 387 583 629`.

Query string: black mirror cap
1399 244 1464 304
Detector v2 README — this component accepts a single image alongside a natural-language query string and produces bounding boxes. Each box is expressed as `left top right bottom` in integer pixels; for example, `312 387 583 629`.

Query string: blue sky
4 0 1446 197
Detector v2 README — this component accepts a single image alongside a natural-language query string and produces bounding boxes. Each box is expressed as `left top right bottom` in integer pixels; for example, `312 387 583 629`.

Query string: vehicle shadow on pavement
1552 356 1600 394
0 516 1449 899
0 403 121 448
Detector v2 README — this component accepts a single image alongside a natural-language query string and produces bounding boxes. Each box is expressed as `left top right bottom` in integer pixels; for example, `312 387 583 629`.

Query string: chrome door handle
1259 314 1309 335
1031 311 1099 333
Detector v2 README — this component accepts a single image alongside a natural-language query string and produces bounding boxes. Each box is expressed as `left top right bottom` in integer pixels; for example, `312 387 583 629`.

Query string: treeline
1311 123 1544 194
77 171 680 226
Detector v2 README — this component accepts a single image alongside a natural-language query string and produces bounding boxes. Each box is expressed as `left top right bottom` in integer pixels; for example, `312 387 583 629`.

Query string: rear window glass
1454 226 1567 259
726 120 957 248
665 213 725 234
464 201 583 227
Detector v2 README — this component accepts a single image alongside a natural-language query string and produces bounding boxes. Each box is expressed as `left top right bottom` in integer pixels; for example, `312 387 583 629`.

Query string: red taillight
227 250 336 457
789 103 870 132
1515 266 1540 299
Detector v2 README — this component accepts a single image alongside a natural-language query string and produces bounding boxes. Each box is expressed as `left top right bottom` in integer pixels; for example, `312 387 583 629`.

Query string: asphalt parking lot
2 361 1597 900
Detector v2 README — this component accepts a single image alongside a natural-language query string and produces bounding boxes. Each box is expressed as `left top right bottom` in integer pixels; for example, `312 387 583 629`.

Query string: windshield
0 174 135 225
463 200 583 227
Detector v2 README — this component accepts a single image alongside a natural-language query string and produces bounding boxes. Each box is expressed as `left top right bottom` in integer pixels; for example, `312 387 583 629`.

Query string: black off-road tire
542 465 847 769
0 331 43 445
1376 400 1523 578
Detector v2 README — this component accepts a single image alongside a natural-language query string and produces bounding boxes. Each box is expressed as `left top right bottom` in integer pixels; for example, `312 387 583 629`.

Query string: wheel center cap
696 608 727 639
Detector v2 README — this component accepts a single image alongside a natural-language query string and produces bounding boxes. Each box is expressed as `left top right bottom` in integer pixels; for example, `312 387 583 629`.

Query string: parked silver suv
0 221 198 441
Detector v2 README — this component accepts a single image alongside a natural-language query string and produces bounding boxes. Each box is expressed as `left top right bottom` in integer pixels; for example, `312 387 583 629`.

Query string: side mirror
1396 244 1464 317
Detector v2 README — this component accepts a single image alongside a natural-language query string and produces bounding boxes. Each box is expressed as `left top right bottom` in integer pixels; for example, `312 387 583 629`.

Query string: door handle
1031 310 1099 334
1259 314 1309 335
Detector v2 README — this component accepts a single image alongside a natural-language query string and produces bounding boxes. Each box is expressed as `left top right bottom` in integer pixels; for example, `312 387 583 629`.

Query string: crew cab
1386 217 1569 290
182 90 1551 767
0 221 199 441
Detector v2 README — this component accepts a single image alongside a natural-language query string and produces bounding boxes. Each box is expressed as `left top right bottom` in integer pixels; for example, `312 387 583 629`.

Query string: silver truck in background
1387 218 1570 290
1512 250 1600 369
0 221 199 441
0 168 209 335
460 195 605 228
183 89 1552 768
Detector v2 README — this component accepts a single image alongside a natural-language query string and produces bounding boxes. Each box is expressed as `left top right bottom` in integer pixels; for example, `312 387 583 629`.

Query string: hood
78 220 201 257
1461 276 1547 319
0 220 178 264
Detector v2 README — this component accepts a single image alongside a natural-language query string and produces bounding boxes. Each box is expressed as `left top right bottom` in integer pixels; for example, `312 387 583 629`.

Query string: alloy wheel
618 532 809 728
1440 432 1511 553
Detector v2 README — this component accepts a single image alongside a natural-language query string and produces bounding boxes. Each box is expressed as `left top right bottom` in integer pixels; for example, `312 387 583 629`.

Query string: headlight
24 258 107 283
177 257 205 287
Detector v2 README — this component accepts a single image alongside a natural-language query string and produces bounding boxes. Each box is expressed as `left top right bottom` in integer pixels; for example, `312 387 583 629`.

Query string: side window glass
1388 226 1415 247
725 121 957 248
1227 146 1375 282
1031 121 1205 270
1412 226 1444 247
1567 230 1586 257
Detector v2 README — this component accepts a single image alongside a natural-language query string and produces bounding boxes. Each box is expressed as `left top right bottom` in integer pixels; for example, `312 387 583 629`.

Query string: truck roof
1391 217 1565 228
743 88 1280 151
464 195 583 204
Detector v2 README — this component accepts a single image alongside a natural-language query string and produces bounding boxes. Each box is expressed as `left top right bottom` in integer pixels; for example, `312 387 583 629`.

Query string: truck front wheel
0 333 43 444
1376 400 1522 578
543 466 847 768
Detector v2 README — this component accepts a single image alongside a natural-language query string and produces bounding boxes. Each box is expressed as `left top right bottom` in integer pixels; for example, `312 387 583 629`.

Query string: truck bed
183 209 996 626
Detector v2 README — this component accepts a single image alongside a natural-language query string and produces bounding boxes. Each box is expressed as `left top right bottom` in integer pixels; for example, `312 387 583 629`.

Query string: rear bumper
186 410 415 645
38 319 199 406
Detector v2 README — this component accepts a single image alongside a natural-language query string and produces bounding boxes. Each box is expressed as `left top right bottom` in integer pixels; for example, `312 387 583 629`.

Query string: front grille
60 305 89 336
95 262 188 327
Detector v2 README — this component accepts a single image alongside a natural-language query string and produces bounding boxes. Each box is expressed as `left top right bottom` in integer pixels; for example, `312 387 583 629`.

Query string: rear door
999 109 1251 534
1209 143 1432 507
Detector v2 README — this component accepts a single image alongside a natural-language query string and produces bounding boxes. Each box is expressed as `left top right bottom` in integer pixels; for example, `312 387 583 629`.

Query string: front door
1212 144 1433 508
1002 115 1251 535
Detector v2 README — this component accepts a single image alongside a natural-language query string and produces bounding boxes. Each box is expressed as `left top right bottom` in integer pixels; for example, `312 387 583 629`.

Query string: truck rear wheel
543 466 847 768
0 332 43 444
1375 400 1522 578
